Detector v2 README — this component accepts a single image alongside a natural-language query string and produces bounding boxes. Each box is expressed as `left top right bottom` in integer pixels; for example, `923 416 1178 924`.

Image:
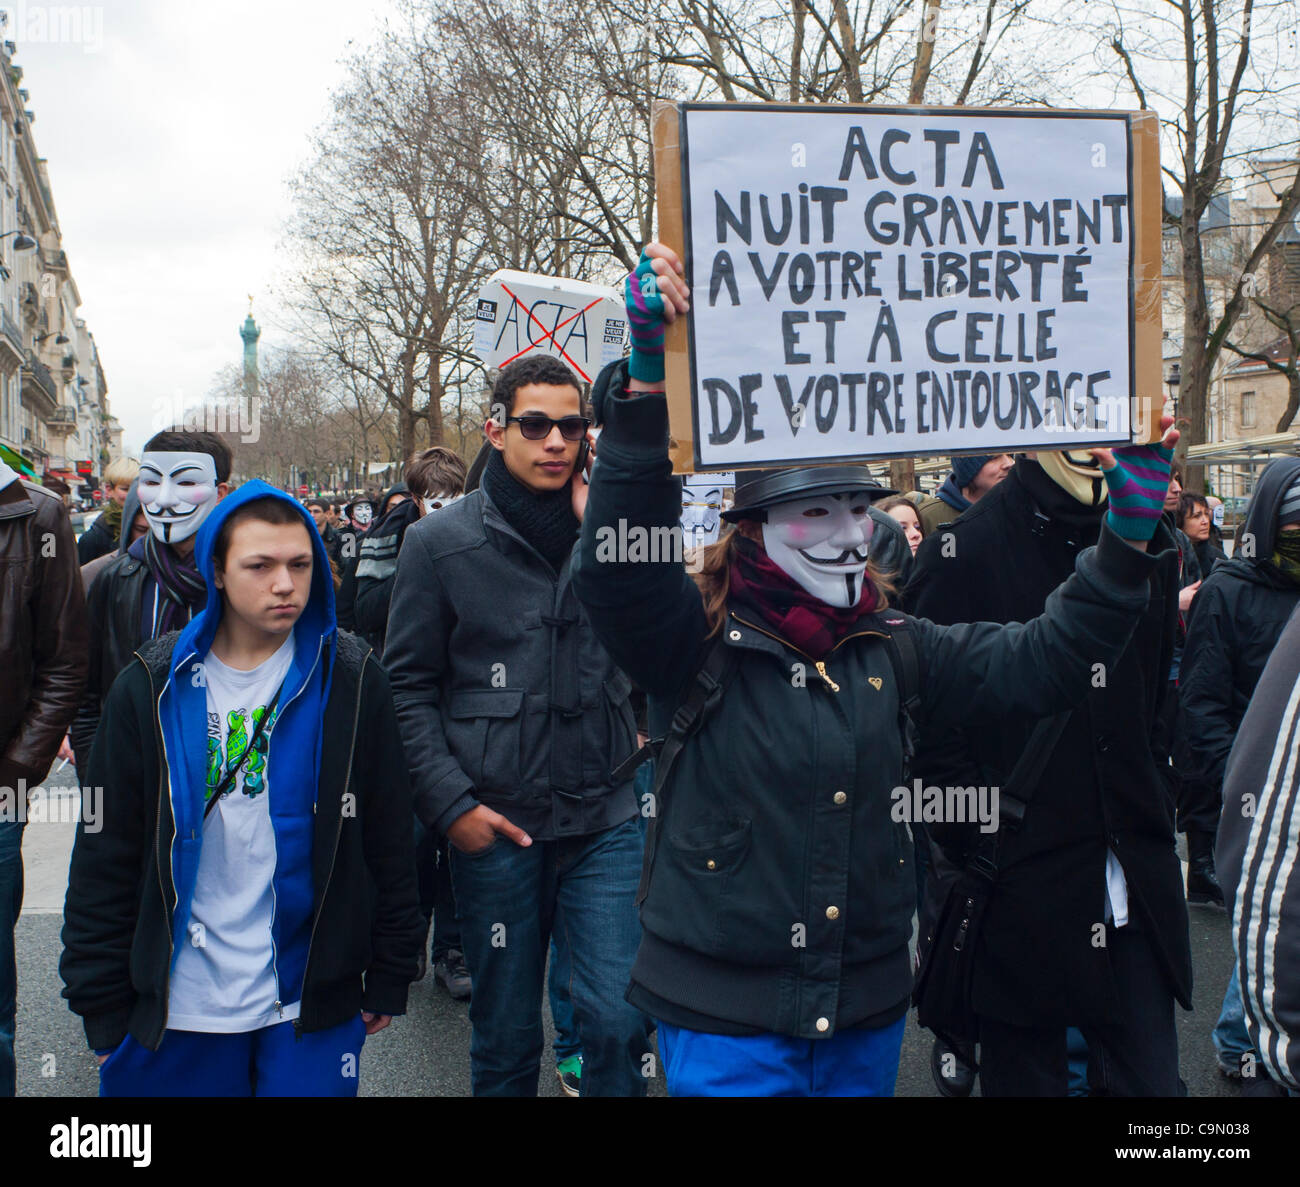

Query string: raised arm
572 245 710 698
918 421 1179 730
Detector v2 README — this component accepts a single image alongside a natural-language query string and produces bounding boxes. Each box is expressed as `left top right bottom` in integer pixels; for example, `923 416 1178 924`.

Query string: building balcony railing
0 308 23 362
21 352 56 415
45 404 76 434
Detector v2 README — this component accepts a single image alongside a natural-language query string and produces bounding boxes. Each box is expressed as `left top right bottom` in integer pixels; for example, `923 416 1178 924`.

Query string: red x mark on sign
498 283 603 382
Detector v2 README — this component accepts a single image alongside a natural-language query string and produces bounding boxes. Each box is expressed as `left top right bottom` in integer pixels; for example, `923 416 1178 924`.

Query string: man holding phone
386 354 650 1096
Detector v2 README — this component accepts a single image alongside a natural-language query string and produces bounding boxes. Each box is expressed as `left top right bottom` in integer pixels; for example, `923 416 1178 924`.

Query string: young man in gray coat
385 354 649 1097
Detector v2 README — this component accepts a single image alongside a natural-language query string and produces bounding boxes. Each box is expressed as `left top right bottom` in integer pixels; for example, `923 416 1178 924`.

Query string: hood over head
1239 456 1300 571
171 478 337 673
118 479 143 553
380 482 410 513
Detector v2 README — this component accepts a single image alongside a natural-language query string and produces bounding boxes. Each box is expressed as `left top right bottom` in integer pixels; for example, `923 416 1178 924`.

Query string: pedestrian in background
915 453 1013 536
77 456 140 565
71 430 233 770
0 454 87 1097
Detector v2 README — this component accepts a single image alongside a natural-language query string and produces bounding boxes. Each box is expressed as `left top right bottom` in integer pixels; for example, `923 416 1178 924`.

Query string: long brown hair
690 521 894 638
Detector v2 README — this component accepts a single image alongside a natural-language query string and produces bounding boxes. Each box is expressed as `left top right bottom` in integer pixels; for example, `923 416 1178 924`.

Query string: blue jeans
0 820 23 1098
658 1017 906 1097
99 1015 366 1097
450 816 651 1096
548 919 580 1062
1214 964 1253 1075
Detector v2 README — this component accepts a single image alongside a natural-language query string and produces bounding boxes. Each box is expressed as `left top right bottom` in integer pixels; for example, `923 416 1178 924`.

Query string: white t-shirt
168 634 298 1032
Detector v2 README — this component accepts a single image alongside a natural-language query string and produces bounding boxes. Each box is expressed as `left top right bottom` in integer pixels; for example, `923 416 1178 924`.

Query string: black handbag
911 709 1071 1044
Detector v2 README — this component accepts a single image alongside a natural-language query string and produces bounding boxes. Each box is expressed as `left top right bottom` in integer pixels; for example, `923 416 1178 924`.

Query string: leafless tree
1100 0 1300 487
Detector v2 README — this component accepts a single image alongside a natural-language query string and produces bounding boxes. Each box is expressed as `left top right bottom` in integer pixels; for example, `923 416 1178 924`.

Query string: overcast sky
12 0 393 453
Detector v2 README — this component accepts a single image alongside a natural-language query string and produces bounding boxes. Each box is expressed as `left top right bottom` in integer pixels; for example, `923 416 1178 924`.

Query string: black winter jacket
59 630 423 1053
571 363 1163 1040
906 459 1191 1027
1179 457 1300 796
385 483 638 842
76 512 118 565
71 548 153 768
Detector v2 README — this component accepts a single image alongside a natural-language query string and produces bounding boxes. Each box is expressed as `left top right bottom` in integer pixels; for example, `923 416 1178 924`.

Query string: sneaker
433 948 472 1000
556 1054 583 1097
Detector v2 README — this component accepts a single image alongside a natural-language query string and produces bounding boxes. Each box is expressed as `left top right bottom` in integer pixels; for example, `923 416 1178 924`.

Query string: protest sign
651 101 1163 473
681 471 734 547
474 270 628 383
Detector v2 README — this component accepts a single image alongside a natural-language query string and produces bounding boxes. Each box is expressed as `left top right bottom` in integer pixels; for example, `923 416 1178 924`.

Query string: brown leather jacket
0 477 88 787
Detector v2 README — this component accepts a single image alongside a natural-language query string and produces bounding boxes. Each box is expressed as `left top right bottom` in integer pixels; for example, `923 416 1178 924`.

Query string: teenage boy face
214 518 315 639
486 381 584 494
109 482 132 507
307 504 327 532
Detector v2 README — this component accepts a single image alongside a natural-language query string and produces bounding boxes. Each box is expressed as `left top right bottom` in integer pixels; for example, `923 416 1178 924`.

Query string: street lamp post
1166 361 1181 419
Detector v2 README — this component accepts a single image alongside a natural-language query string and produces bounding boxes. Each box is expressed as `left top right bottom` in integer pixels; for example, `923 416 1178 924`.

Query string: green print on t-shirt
204 703 278 803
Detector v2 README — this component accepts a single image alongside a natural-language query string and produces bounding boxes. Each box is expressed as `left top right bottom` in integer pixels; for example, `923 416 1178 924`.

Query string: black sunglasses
506 415 590 442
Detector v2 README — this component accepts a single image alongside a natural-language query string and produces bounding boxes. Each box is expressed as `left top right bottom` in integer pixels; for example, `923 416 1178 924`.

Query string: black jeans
415 825 462 958
978 923 1181 1097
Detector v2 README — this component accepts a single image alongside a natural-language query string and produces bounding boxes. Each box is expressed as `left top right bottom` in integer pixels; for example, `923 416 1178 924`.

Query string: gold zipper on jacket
728 612 887 694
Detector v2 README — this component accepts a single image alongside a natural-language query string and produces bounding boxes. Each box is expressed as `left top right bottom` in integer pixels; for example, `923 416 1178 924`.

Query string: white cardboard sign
678 105 1151 470
474 270 628 384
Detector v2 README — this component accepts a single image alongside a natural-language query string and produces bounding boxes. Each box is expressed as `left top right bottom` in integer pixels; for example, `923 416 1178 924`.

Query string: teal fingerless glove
1101 440 1175 541
624 250 667 383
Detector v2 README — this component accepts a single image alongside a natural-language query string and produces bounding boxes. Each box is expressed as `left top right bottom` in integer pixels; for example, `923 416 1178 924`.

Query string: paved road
14 761 1239 1097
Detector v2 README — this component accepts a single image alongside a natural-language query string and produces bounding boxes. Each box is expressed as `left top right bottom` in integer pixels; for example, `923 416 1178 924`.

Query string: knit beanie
951 455 994 492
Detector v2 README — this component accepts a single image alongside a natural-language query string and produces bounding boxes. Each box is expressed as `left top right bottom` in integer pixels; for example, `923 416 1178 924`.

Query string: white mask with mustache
761 492 875 608
138 451 221 544
422 491 463 515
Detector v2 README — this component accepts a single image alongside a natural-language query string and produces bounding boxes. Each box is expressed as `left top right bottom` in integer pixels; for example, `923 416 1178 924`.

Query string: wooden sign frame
652 100 1164 475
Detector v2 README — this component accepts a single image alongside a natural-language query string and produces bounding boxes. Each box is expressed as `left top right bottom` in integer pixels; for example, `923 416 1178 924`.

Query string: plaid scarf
143 532 208 635
727 535 878 660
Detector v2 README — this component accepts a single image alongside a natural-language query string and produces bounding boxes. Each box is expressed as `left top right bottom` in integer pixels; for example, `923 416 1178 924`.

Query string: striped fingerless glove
625 251 667 383
1102 440 1175 541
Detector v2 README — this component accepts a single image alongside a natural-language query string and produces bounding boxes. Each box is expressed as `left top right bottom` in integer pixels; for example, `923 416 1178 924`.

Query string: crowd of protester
2 245 1300 1098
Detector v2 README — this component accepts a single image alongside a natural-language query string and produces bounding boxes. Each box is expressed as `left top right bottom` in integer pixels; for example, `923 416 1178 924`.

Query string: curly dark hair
490 355 586 420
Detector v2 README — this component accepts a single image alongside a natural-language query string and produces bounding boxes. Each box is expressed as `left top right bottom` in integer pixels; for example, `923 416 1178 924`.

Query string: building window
1241 391 1256 430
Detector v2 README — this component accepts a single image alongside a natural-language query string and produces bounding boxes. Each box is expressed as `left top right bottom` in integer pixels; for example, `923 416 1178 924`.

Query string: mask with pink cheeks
760 492 875 608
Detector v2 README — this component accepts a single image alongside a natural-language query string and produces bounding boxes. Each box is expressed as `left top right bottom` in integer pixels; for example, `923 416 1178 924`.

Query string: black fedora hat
720 465 897 522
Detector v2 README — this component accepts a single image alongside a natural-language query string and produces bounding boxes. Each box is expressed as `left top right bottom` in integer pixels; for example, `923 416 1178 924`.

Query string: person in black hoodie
907 446 1190 1097
1180 460 1300 899
1179 459 1300 1080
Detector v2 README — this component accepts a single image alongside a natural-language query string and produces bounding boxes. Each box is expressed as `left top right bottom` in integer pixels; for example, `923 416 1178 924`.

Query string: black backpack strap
880 618 922 783
635 635 739 905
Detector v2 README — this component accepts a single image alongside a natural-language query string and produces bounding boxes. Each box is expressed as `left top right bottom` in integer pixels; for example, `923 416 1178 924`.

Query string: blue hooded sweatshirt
156 480 336 1011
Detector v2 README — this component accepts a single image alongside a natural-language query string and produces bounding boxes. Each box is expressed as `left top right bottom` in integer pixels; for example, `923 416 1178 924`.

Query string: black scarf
482 448 579 570
142 532 208 635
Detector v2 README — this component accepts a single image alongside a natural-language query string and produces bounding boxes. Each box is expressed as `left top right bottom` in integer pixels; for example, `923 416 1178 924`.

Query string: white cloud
12 0 393 453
